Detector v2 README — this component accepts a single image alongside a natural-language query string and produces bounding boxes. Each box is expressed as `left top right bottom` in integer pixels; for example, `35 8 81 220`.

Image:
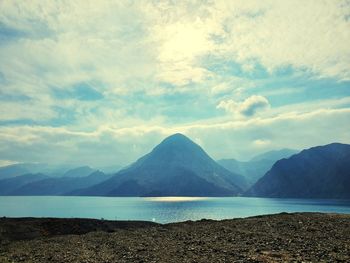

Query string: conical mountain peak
78 133 245 196
151 133 205 158
159 133 194 145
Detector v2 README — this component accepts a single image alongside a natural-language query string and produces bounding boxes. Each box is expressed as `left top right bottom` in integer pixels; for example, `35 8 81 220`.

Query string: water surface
1 196 349 223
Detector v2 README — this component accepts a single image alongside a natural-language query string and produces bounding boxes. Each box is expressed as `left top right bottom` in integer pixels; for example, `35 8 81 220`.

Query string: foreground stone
0 212 349 262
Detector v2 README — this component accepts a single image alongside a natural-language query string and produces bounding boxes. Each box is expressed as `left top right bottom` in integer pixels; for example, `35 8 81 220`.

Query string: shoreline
1 212 349 262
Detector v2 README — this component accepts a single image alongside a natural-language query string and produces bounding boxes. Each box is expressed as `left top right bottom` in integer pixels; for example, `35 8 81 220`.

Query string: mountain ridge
9 171 112 196
245 143 350 198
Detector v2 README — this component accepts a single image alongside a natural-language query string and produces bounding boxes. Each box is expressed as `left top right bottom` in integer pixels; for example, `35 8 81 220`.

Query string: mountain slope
245 143 350 198
77 133 245 196
10 171 112 196
0 164 33 180
0 163 76 179
0 173 49 195
218 149 298 187
63 166 96 178
250 149 299 162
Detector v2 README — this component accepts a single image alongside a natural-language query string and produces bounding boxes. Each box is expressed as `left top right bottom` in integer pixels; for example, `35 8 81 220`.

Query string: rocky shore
1 212 349 262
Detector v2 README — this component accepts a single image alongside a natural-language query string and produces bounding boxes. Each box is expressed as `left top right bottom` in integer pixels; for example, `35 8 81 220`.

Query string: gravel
0 212 349 262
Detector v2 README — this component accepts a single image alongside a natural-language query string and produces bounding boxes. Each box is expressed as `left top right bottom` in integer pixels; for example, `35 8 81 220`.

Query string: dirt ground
0 212 349 262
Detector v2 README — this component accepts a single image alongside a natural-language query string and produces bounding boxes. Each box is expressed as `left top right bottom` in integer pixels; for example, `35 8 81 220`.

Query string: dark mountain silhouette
218 149 298 187
75 133 245 196
0 173 49 195
245 143 350 198
10 171 112 196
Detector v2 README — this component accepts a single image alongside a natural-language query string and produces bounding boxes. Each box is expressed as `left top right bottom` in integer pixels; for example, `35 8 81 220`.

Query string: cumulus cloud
217 95 270 117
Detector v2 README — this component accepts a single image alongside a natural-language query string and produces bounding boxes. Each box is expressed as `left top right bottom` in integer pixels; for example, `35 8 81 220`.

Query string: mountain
63 166 96 178
9 171 112 196
250 149 299 162
245 143 350 198
218 149 298 187
96 165 123 174
0 173 49 195
0 163 75 179
0 163 36 180
217 158 269 186
75 133 245 196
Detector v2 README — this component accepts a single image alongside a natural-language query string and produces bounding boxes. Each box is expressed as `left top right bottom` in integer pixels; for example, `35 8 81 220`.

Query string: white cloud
210 76 254 95
1 106 349 166
155 63 211 86
0 1 156 96
217 95 270 117
0 0 349 122
253 139 271 147
212 0 350 80
0 0 349 101
0 159 19 166
0 0 349 166
0 100 56 121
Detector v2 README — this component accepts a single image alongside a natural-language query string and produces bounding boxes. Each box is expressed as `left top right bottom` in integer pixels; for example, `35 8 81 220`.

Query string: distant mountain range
0 173 49 195
0 163 121 180
62 166 96 178
10 171 112 196
0 163 50 180
0 134 349 198
245 143 350 199
250 149 299 162
73 133 245 196
0 171 112 196
0 163 79 179
218 149 298 187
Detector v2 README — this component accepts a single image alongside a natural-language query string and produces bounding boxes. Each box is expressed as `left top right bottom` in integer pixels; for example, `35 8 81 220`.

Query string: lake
1 196 350 223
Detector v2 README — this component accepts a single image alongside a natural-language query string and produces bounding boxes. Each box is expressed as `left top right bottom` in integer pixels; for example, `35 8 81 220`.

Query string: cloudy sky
0 0 349 168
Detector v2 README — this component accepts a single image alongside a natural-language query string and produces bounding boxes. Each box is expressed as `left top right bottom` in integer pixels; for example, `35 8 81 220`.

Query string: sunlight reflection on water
1 196 350 223
144 196 210 202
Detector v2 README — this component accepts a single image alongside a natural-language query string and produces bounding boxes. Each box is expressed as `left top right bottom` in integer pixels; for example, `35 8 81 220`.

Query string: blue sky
0 0 349 168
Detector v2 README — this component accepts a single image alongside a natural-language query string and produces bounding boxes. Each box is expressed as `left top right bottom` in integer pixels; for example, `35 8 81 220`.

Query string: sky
0 0 350 168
